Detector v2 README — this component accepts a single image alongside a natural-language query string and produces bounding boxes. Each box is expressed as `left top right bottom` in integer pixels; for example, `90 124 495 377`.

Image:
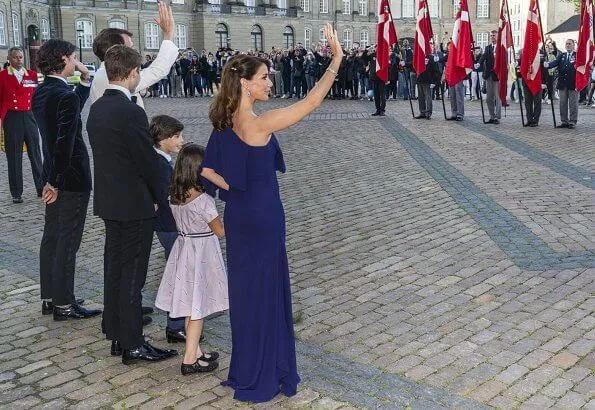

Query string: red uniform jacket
0 67 39 120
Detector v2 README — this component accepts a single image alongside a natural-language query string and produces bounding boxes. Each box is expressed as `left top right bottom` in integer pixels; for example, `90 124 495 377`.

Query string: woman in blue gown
201 24 343 403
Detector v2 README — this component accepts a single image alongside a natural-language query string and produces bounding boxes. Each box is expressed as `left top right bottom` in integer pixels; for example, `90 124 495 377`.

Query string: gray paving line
0 239 486 409
461 121 594 189
374 115 595 270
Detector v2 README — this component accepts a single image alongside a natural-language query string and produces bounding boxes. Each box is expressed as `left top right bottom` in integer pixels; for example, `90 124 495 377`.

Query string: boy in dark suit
87 45 176 365
33 39 102 320
149 115 188 343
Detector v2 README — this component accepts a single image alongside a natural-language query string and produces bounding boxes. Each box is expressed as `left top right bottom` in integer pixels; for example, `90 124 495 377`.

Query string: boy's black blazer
87 89 162 221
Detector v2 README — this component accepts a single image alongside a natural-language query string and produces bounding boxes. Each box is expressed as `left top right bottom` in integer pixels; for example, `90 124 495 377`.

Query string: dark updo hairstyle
208 54 270 131
169 143 205 205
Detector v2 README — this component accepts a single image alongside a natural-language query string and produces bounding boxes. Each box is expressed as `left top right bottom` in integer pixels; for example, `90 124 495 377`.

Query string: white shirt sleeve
135 40 178 94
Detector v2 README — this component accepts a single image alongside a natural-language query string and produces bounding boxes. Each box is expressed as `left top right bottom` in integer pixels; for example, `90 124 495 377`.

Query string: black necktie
131 96 138 103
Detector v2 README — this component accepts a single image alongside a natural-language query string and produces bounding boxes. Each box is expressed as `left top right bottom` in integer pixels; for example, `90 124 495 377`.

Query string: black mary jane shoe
181 359 219 375
42 299 85 315
198 351 219 362
111 340 123 356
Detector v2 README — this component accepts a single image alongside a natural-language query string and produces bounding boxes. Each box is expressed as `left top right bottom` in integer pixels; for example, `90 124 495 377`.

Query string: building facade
2 0 503 68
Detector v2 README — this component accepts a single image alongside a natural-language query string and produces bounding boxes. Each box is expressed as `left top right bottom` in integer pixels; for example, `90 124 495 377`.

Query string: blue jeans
156 231 185 331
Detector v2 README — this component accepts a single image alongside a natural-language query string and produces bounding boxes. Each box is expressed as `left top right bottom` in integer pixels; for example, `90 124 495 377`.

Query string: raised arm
255 24 343 135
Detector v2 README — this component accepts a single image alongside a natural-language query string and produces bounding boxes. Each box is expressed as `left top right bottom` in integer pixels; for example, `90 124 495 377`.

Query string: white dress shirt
90 39 178 109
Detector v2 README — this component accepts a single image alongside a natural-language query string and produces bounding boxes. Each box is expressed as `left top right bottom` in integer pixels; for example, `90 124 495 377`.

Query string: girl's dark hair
36 39 77 75
208 54 270 131
169 144 205 205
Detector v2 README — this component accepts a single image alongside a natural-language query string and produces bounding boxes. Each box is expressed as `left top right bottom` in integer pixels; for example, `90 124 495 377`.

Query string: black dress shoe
142 306 154 315
567 124 575 129
378 111 386 116
53 304 102 321
142 315 152 326
426 115 432 120
528 122 538 127
146 343 177 358
371 111 381 116
557 123 569 128
486 119 495 124
166 328 186 343
446 116 457 121
493 119 500 124
42 299 86 315
414 114 427 119
181 359 219 375
12 197 23 204
456 116 464 121
122 342 175 365
111 340 123 356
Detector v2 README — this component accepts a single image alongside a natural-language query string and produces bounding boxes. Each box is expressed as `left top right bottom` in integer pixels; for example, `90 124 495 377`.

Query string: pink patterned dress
155 193 228 320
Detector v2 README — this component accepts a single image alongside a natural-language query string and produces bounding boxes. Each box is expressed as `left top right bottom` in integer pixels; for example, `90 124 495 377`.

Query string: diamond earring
247 89 251 97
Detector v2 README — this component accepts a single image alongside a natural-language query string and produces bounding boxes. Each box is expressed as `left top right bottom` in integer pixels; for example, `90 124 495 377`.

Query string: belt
178 231 214 238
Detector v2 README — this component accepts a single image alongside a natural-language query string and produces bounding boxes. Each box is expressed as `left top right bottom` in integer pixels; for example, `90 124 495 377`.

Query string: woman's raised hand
323 23 343 61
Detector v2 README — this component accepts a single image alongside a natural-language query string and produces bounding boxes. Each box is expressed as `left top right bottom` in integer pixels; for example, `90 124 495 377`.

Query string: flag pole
505 0 525 126
536 0 557 127
467 13 487 123
388 3 416 117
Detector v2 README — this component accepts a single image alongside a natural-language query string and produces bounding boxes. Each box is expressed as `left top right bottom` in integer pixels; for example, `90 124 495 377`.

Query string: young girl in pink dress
155 143 228 375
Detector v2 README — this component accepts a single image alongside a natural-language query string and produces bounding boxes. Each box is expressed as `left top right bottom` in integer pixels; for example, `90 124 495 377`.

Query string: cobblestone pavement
0 95 593 409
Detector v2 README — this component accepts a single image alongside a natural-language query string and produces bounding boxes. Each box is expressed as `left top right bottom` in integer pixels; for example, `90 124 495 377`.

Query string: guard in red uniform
0 47 43 203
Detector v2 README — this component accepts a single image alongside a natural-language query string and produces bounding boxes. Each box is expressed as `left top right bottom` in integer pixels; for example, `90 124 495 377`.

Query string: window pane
40 18 50 41
12 13 20 46
319 0 328 13
175 24 187 49
427 0 439 17
342 29 351 49
402 0 414 18
279 0 287 8
0 12 5 46
144 22 159 49
304 28 311 48
246 0 255 6
476 32 488 49
301 0 310 12
359 0 367 15
360 30 368 47
477 0 489 18
342 0 350 14
319 27 327 45
76 20 93 48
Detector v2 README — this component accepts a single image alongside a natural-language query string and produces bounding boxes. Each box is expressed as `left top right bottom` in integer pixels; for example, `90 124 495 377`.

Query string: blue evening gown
202 128 300 403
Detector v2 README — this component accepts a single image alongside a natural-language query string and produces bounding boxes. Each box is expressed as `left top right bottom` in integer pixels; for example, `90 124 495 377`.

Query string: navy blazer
32 76 91 192
548 51 577 90
478 44 498 81
154 153 177 232
87 89 161 221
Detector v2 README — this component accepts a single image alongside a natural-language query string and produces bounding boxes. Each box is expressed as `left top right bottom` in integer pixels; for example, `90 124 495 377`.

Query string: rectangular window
319 0 328 13
301 0 310 12
12 13 20 46
476 31 488 49
279 0 287 7
171 0 184 3
76 20 93 49
246 0 255 6
343 29 352 49
145 22 159 49
342 0 350 14
0 13 5 46
358 0 368 15
477 0 489 18
305 28 311 49
174 24 187 49
427 0 439 17
360 30 369 47
319 27 327 45
40 18 50 41
402 0 414 18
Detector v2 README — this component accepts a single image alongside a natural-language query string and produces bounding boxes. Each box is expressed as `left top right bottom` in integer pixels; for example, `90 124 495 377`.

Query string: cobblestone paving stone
0 96 593 409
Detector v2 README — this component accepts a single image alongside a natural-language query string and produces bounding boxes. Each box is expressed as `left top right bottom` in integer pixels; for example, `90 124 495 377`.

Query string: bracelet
326 67 338 76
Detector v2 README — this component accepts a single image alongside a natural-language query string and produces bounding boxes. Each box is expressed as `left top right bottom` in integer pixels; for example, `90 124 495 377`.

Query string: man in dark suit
544 39 579 128
415 42 443 120
87 45 176 365
477 30 502 124
33 39 102 320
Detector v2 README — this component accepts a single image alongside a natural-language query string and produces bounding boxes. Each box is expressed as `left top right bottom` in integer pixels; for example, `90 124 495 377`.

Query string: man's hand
75 60 90 82
42 183 58 205
155 1 175 42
